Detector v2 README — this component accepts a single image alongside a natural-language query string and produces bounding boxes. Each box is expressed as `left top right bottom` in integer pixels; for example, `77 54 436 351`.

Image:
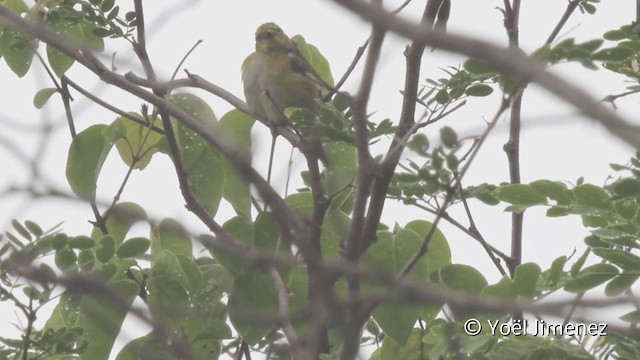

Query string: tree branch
325 0 640 148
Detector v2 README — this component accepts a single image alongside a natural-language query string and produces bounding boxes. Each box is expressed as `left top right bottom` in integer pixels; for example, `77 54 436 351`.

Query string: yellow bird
242 22 320 124
242 22 322 183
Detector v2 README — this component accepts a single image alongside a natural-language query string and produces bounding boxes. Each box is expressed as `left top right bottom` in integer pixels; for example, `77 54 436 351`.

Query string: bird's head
255 22 292 53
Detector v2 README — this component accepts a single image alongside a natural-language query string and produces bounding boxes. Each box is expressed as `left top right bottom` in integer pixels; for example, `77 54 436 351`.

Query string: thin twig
63 76 164 134
266 267 304 360
60 77 108 235
325 38 369 100
454 175 508 276
170 39 203 82
546 0 581 45
132 0 156 81
602 88 640 110
396 96 510 289
501 0 523 280
338 2 387 357
398 197 512 263
324 0 640 148
20 296 35 360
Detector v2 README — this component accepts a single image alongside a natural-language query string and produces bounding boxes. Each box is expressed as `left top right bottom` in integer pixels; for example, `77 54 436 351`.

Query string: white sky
0 1 638 358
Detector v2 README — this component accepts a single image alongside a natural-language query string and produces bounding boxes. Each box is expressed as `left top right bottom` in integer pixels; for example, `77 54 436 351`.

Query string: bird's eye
257 29 279 42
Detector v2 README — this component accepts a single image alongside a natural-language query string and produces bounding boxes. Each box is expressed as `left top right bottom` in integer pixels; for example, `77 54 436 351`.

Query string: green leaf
364 228 429 344
2 0 28 13
564 263 619 293
407 133 430 156
176 255 202 293
615 199 637 219
319 206 351 259
187 320 229 358
604 30 628 41
484 336 587 360
219 109 254 218
284 191 313 218
250 211 276 250
592 248 640 270
228 272 278 345
43 292 80 331
544 256 567 287
464 183 499 205
91 202 147 245
573 184 611 210
434 89 450 104
584 234 609 248
591 228 634 241
497 74 520 93
492 184 547 206
171 93 223 216
613 178 640 196
92 27 113 38
513 262 541 298
80 21 105 51
68 235 96 249
116 237 150 258
619 40 640 52
66 124 113 200
581 214 608 228
24 220 43 236
46 19 86 76
151 250 191 291
151 218 192 258
570 249 590 277
577 39 604 52
6 232 24 248
1 26 36 77
378 329 424 360
605 272 639 296
105 114 164 170
33 88 58 108
620 310 640 323
147 251 191 328
582 3 596 14
96 235 116 263
101 0 115 12
211 217 254 277
51 233 68 250
446 154 458 170
439 126 458 148
324 142 357 208
115 333 183 360
291 34 334 88
530 180 572 205
436 264 488 294
55 248 77 270
78 249 95 271
480 276 516 299
11 219 30 240
404 220 451 275
465 84 493 97
592 46 634 61
546 205 571 217
125 11 137 22
76 280 138 360
107 6 120 20
463 59 496 76
435 264 488 320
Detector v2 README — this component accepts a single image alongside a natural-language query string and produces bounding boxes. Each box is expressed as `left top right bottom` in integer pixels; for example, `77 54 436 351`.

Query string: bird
241 22 322 184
